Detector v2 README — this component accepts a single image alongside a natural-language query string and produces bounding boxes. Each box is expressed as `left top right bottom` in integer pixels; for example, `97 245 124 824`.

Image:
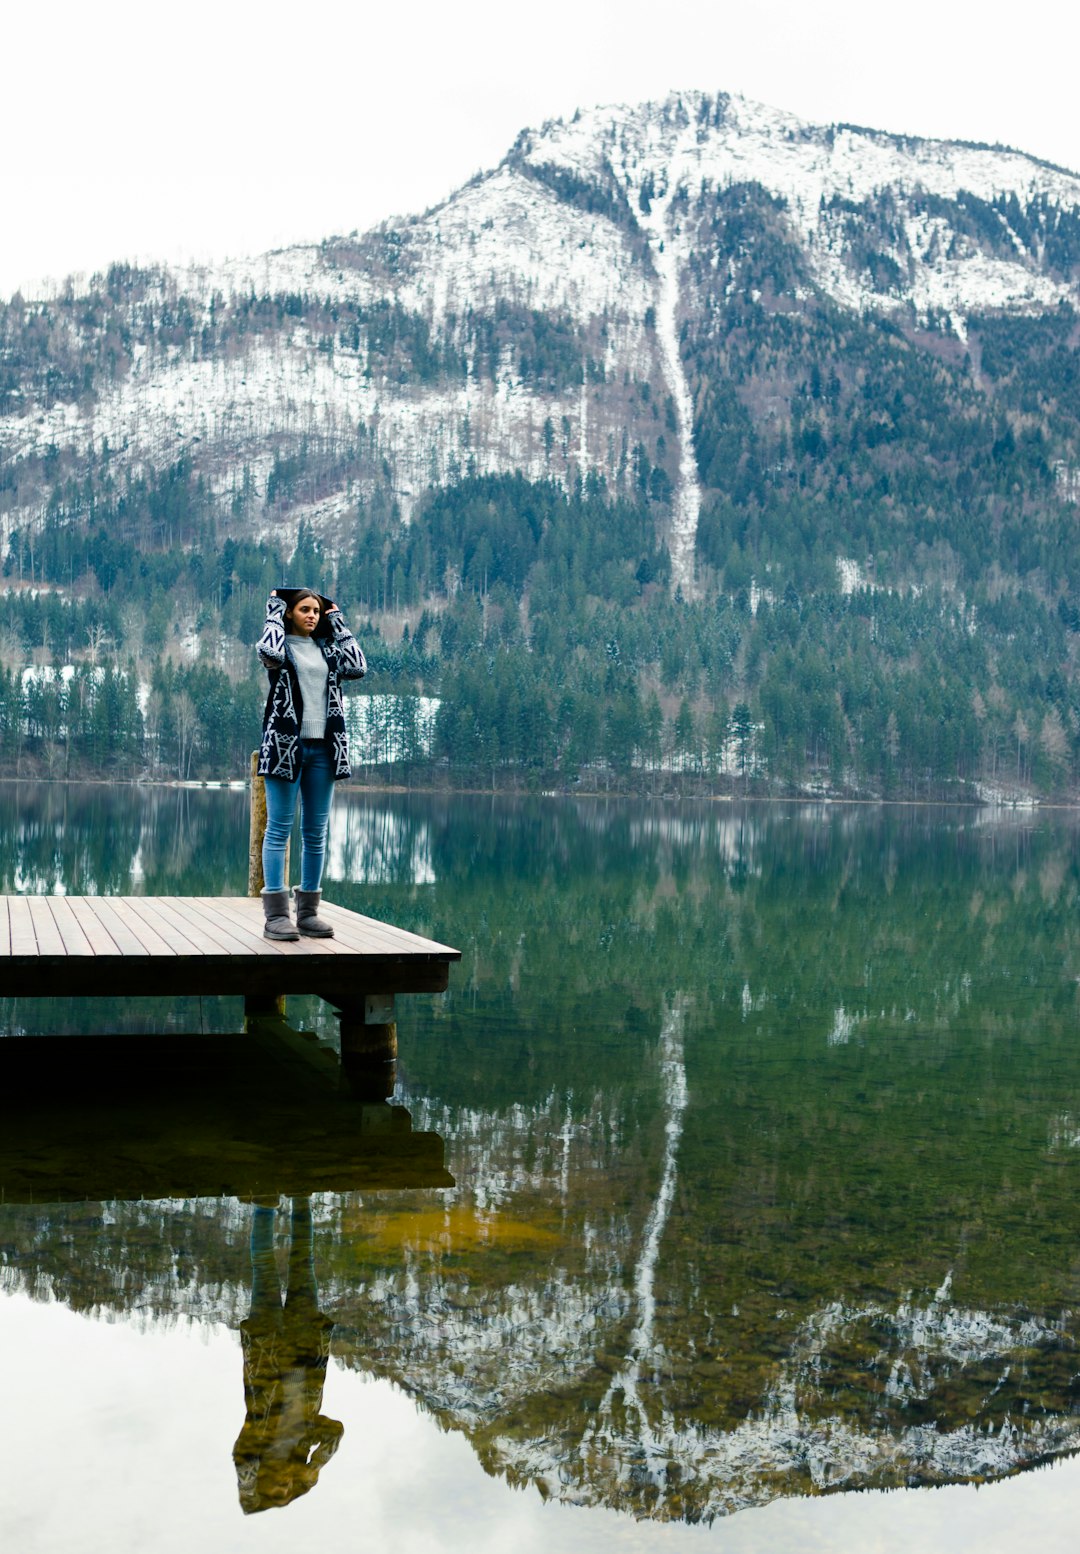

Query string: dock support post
248 749 289 898
335 994 397 1100
247 751 289 1024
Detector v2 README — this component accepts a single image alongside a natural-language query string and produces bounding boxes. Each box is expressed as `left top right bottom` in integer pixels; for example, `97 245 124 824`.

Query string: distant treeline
2 472 1079 797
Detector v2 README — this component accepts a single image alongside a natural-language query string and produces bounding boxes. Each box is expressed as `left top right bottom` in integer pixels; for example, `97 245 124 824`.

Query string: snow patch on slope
522 91 1080 323
395 166 652 330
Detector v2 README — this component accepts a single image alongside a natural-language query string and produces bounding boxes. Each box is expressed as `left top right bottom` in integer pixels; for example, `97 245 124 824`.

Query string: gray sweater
289 636 330 739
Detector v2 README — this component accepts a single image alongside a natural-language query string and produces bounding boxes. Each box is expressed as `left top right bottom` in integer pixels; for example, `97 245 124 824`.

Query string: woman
256 588 366 939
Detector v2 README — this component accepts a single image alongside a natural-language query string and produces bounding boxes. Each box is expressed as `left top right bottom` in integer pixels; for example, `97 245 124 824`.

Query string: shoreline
0 772 1072 811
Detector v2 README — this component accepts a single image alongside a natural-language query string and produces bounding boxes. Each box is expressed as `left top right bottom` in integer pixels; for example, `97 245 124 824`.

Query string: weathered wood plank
157 896 257 956
311 956 454 999
0 894 460 1008
42 897 97 957
66 896 124 955
320 902 459 956
308 906 400 953
26 897 67 957
77 897 151 957
7 896 39 957
184 895 293 951
196 896 355 958
106 897 178 957
133 896 213 955
298 905 420 955
205 895 356 957
128 896 207 956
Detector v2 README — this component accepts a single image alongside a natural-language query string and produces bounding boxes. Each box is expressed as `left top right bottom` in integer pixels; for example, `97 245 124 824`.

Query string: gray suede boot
261 888 299 941
295 889 335 937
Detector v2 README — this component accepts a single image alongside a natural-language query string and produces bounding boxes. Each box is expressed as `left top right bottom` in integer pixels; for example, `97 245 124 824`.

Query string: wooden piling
248 751 267 896
248 750 292 896
248 755 292 895
249 750 289 1017
336 994 398 1100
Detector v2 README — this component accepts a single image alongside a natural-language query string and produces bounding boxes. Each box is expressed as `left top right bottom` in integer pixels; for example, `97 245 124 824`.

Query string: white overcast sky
3 0 1078 299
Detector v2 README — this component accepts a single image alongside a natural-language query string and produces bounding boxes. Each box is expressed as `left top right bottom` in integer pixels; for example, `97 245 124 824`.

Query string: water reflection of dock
0 1017 454 1519
0 1021 453 1201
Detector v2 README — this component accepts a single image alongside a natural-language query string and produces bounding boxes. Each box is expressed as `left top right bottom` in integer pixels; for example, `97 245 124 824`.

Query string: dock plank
26 897 67 957
323 901 458 953
303 904 416 953
66 897 124 955
319 903 458 957
77 898 150 957
157 897 258 956
205 896 356 957
312 909 401 954
133 897 209 956
195 896 355 957
188 895 292 954
107 898 177 958
7 896 39 957
43 898 96 957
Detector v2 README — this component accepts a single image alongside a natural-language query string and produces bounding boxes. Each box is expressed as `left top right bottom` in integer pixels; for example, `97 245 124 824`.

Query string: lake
2 786 1080 1552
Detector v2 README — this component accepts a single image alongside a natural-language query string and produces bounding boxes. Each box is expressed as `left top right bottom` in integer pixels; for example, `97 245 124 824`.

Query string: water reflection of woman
232 1197 344 1514
256 588 366 940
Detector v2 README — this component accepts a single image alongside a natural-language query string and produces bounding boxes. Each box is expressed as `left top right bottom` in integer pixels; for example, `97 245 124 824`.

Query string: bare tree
175 692 199 780
0 628 26 672
119 604 146 664
85 622 115 666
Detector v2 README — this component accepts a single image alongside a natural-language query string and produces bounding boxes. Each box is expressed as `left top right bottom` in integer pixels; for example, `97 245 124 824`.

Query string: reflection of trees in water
0 783 143 895
335 995 1080 1519
0 1196 253 1324
0 783 249 897
325 796 435 886
119 787 250 893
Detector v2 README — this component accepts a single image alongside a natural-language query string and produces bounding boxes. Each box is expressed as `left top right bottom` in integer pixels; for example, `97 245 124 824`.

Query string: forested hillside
2 91 1080 796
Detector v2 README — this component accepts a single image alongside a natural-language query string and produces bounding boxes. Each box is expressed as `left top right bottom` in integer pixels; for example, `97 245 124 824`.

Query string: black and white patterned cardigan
256 595 367 782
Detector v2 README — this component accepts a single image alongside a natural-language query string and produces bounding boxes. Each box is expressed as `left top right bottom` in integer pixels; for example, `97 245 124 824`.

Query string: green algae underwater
2 787 1080 1537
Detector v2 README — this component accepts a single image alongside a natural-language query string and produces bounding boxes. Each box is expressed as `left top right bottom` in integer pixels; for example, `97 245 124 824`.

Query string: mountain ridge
5 87 1080 577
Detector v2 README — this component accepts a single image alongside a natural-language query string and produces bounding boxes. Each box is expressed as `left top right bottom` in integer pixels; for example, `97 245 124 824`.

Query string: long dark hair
279 587 332 640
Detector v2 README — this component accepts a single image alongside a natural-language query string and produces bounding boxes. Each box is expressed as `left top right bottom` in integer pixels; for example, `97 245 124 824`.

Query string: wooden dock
0 894 461 1096
0 895 459 999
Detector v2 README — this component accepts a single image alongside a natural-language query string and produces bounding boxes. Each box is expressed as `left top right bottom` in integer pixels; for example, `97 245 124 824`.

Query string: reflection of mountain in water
3 793 1080 1521
3 1012 1079 1520
335 1008 1080 1520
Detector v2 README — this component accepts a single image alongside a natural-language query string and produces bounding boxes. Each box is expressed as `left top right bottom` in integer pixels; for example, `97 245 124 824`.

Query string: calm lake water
2 786 1080 1552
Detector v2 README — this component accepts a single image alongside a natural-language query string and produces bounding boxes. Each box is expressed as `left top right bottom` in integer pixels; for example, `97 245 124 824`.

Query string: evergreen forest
3 166 1080 799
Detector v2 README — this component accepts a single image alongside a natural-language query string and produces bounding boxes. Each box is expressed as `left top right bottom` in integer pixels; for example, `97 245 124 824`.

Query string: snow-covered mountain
3 89 1080 598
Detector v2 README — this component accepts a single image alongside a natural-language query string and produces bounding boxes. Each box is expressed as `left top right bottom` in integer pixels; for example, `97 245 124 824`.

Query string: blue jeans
262 740 335 893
